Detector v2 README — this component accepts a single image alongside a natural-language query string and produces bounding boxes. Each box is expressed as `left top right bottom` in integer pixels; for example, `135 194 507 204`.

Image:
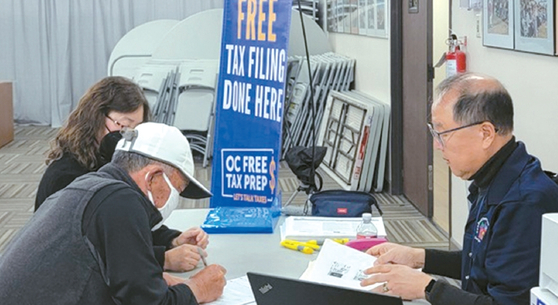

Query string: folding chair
173 60 219 167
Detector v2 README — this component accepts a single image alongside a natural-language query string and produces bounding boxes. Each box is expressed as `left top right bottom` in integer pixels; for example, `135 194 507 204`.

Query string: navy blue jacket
425 142 558 305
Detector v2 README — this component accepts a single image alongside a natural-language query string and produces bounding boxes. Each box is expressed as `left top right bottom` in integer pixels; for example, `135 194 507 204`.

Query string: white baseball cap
115 122 212 199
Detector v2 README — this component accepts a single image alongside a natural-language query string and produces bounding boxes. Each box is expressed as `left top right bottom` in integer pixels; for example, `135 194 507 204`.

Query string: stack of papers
300 239 382 291
280 216 386 241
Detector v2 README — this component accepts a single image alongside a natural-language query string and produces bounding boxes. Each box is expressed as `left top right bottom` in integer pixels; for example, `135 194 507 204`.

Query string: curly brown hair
47 76 151 170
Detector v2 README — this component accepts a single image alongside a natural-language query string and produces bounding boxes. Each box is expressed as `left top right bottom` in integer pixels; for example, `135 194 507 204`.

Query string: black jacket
0 163 198 304
35 153 89 211
35 153 181 257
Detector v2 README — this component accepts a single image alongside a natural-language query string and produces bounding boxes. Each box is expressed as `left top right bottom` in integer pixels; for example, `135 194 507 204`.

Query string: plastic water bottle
356 213 377 239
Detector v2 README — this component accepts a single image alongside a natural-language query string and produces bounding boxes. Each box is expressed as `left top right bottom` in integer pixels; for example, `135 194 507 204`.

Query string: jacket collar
483 142 530 206
469 137 517 188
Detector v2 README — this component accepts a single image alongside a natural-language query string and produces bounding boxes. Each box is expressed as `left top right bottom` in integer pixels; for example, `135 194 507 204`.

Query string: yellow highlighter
280 240 314 254
331 238 350 245
310 238 350 245
299 240 321 251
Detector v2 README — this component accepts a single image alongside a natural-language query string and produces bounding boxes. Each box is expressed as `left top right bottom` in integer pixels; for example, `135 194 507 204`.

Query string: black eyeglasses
427 121 486 148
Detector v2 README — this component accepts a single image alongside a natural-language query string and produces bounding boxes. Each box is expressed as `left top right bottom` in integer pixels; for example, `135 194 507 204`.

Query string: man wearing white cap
118 122 213 274
0 122 226 305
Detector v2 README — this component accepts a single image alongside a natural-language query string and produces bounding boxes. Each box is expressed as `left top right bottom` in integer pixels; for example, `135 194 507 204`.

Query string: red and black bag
309 190 382 217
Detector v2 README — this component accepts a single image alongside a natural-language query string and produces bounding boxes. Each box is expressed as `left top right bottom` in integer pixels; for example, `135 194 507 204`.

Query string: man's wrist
163 251 170 270
183 278 201 301
171 237 180 248
424 279 436 300
413 248 426 268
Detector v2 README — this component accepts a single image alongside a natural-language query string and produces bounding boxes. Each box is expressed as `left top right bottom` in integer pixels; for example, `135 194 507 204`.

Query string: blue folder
201 206 281 233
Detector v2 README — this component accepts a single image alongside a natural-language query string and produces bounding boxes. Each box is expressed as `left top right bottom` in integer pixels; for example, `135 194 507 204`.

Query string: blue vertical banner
210 0 292 208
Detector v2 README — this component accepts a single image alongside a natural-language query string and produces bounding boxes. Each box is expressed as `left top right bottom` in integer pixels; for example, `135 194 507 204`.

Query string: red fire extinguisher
446 34 466 77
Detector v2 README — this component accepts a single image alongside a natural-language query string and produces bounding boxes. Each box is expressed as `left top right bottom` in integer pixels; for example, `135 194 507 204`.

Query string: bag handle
372 200 383 216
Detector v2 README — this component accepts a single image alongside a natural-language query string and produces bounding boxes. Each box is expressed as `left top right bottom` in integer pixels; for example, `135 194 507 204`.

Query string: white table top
164 209 430 304
164 209 314 280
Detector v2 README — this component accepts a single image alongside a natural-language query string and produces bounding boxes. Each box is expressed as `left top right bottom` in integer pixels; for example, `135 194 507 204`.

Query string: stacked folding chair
135 64 178 110
281 52 355 159
134 60 218 167
174 61 219 168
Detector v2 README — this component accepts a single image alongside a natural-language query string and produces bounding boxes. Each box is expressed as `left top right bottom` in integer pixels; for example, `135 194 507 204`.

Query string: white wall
432 0 450 233
327 33 391 104
450 2 558 246
318 0 392 100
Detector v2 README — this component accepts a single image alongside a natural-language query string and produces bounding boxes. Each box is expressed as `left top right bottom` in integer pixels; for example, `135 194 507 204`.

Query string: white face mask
147 173 180 231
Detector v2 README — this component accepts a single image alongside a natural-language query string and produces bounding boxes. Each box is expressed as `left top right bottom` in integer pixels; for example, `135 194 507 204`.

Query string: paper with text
206 276 255 305
300 239 382 291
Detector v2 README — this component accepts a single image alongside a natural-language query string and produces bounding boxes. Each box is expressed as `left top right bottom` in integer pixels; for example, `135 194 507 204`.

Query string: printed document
300 239 382 291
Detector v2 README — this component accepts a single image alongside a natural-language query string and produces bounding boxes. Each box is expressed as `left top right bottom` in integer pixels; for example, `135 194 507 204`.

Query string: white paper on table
300 239 382 291
280 216 386 241
206 275 256 305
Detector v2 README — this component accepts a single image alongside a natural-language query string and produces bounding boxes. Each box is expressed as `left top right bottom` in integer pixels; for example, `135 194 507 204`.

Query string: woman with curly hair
34 76 210 274
35 76 150 210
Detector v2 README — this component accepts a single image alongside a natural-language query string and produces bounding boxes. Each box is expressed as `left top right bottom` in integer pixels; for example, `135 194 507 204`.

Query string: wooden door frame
390 0 434 218
390 0 404 195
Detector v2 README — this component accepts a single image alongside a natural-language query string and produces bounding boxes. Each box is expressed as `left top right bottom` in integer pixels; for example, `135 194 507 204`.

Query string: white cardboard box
531 287 558 305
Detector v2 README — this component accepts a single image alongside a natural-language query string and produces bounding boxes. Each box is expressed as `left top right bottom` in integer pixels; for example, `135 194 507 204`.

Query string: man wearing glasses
361 73 558 305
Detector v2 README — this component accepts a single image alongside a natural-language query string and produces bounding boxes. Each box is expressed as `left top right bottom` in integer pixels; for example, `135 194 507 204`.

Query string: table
164 209 429 304
164 209 312 279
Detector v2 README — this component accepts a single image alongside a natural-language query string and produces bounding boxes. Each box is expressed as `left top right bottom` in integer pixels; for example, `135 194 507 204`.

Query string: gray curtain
0 0 223 127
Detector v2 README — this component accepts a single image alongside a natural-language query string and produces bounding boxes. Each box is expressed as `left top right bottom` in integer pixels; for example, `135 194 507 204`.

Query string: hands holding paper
366 242 425 268
361 242 433 300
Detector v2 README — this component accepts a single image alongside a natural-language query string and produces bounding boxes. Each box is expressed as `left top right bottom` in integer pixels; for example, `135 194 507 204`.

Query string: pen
197 247 208 267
